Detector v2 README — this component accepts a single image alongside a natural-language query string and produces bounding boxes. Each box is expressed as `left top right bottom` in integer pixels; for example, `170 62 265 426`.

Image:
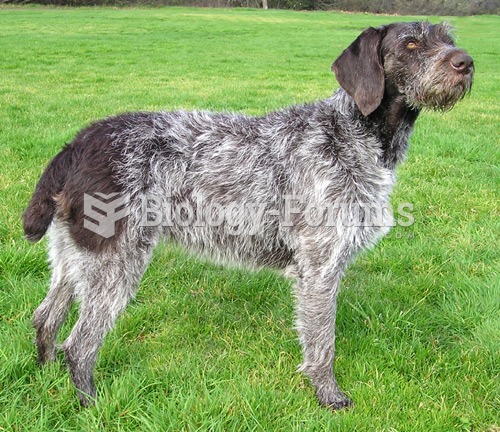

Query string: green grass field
0 6 498 431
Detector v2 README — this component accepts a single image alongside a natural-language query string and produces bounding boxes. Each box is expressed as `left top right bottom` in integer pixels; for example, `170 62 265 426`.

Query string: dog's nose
450 52 474 74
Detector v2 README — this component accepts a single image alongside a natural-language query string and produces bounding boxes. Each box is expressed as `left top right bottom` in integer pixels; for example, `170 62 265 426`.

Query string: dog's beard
405 69 474 112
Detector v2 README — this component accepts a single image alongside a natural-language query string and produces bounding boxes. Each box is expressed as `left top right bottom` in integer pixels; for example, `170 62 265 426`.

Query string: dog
23 21 473 409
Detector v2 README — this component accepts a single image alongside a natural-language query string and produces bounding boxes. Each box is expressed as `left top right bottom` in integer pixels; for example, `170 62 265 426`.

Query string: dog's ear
331 26 387 116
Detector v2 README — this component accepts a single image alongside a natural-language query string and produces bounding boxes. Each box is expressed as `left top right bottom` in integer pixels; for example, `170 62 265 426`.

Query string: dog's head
331 22 474 116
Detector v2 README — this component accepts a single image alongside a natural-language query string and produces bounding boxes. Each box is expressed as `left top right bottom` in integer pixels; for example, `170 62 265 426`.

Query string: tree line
2 0 498 14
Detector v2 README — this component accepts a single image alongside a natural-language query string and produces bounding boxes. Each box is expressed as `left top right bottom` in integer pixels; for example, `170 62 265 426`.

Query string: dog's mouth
409 69 474 112
440 74 473 111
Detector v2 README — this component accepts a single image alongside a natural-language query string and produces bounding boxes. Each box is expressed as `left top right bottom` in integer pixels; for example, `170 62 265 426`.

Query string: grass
0 6 498 431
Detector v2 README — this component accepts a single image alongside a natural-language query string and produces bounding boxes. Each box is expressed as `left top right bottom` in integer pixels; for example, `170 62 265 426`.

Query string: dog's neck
332 88 420 170
368 93 420 169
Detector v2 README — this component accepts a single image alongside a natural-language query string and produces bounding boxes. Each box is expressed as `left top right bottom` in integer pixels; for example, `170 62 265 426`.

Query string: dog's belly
164 223 294 270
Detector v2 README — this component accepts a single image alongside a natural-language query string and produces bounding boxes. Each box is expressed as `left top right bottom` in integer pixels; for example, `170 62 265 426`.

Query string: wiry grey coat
23 21 473 409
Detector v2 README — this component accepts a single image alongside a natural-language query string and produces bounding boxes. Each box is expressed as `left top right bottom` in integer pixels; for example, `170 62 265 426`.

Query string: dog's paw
317 388 353 411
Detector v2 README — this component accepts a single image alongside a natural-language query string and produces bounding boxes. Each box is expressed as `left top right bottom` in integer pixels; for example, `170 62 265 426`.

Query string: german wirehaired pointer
23 21 473 408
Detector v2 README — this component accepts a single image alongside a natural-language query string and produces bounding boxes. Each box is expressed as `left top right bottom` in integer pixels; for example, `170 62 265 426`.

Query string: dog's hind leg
33 223 76 364
60 235 156 406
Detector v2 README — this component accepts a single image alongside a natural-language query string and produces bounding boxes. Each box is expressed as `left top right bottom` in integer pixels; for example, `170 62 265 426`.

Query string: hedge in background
1 0 499 14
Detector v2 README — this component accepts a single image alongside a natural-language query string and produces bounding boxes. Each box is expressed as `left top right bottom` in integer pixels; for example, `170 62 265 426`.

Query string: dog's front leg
294 255 353 410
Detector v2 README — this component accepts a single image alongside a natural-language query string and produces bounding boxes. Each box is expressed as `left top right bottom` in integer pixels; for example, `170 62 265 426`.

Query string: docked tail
23 144 74 242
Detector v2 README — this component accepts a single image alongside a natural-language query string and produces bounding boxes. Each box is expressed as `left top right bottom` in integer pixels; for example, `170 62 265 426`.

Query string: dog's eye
406 41 419 50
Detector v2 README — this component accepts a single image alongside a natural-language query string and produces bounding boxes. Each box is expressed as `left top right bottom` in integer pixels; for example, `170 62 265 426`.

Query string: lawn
0 6 498 431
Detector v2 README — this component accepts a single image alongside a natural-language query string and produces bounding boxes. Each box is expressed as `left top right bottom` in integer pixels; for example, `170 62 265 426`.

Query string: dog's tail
23 144 74 242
